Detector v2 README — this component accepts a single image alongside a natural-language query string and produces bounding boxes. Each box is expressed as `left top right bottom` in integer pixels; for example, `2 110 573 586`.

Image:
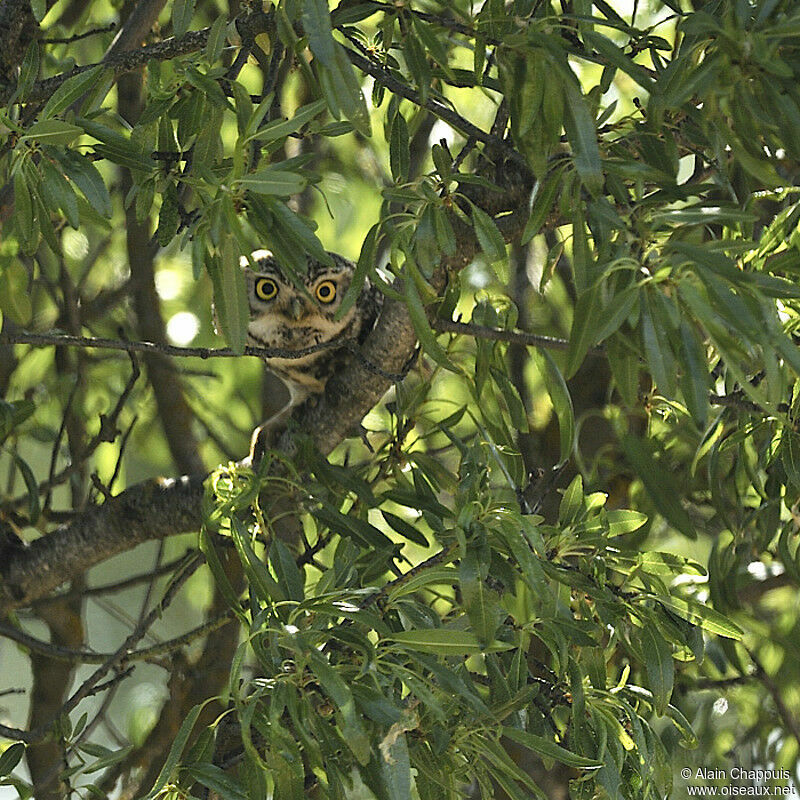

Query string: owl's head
243 249 364 355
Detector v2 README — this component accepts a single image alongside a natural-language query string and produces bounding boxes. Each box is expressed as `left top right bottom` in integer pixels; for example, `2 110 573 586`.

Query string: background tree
1 0 800 797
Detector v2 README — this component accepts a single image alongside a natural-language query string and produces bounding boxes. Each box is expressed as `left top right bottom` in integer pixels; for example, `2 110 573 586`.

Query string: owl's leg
247 397 295 465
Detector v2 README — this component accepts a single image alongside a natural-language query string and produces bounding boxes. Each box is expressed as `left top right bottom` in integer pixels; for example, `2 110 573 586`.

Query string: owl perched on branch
240 249 382 460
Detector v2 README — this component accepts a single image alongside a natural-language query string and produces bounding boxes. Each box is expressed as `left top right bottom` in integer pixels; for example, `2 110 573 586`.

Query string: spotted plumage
233 250 381 459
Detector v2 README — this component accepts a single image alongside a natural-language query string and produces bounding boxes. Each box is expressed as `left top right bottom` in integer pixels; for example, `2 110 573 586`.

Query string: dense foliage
2 0 800 797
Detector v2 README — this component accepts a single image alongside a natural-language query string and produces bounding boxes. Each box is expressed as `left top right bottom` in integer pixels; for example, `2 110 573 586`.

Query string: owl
240 249 382 457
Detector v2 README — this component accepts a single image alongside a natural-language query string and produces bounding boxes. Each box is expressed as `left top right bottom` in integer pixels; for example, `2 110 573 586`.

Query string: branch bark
0 475 206 610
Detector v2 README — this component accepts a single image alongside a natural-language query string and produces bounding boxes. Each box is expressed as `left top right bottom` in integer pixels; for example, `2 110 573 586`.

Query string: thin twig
0 552 205 743
0 611 234 664
41 23 117 44
338 32 527 168
434 318 603 355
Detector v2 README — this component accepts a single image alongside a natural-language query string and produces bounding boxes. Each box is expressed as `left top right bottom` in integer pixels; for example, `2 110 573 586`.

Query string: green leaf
156 182 180 247
76 117 153 171
641 290 676 396
184 764 248 800
313 503 394 549
205 14 228 63
522 170 562 244
460 551 497 647
387 629 513 654
270 538 304 602
380 510 429 547
563 81 602 193
403 267 457 372
172 0 196 38
379 730 412 800
469 202 506 263
389 111 410 182
51 148 112 217
41 66 105 119
638 621 674 715
13 168 37 255
650 595 743 640
199 524 247 618
40 158 79 228
606 509 647 537
304 0 371 135
0 743 25 778
143 699 217 799
230 518 285 604
501 727 602 768
565 283 602 379
209 240 249 354
781 429 800 490
620 435 695 539
307 649 371 764
14 41 40 103
247 99 327 142
21 119 84 146
678 319 709 428
532 348 575 464
237 168 307 196
13 454 40 524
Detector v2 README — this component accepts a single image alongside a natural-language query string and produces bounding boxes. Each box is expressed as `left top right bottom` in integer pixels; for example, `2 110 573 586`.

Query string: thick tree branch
0 475 205 610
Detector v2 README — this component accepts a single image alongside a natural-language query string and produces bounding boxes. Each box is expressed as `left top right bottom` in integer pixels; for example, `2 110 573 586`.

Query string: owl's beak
289 296 305 321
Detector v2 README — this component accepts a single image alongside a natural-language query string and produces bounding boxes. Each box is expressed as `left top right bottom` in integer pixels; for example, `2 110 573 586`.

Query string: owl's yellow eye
255 277 278 301
315 280 337 304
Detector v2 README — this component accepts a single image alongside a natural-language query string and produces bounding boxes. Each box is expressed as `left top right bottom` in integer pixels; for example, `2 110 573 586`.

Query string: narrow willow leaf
638 621 674 715
522 170 562 244
381 510 428 547
565 283 602 379
237 168 307 196
307 649 371 764
678 319 709 428
460 551 496 647
41 158 79 228
621 435 695 539
247 99 327 142
184 765 248 800
230 518 285 604
270 538 304 602
0 743 25 778
13 454 40 525
389 111 410 182
143 699 217 799
532 348 575 464
52 148 112 217
563 81 602 193
470 202 506 263
404 269 457 372
387 629 513 654
41 65 105 119
13 169 36 253
641 291 676 396
21 119 84 146
379 731 412 800
205 14 228 63
501 727 602 768
650 595 743 640
172 0 196 38
606 509 647 537
209 241 249 354
313 503 394 549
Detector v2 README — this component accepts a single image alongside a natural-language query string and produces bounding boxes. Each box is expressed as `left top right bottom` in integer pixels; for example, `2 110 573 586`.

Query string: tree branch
0 475 206 611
